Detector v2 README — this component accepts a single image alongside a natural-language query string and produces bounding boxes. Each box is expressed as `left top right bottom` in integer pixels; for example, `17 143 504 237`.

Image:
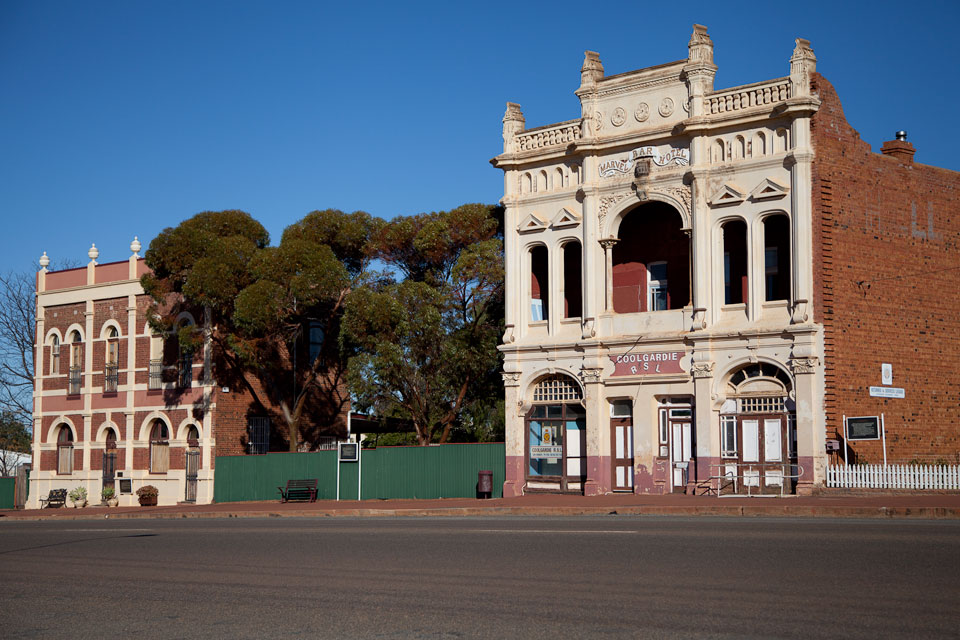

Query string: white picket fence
827 464 960 490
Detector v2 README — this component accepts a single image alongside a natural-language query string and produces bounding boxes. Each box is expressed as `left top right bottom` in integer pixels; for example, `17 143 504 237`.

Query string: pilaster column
581 368 607 496
83 302 94 470
599 238 618 312
501 370 524 497
691 359 716 491
791 356 822 494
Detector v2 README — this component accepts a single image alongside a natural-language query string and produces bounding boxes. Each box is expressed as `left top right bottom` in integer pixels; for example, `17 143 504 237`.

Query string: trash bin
477 470 493 499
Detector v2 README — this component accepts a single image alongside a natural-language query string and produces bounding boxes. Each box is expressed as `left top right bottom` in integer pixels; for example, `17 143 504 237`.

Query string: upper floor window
56 425 73 474
647 262 668 311
49 335 60 375
722 219 748 305
530 245 549 322
763 215 791 301
105 326 119 393
562 241 582 319
68 330 82 395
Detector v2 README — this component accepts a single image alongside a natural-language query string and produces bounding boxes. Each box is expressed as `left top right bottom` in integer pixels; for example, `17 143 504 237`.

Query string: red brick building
811 74 960 467
30 241 349 507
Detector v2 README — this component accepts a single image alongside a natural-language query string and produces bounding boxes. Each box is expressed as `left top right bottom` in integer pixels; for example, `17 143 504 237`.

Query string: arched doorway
184 424 201 503
719 362 796 494
525 374 585 493
149 420 170 473
56 425 74 475
102 426 118 494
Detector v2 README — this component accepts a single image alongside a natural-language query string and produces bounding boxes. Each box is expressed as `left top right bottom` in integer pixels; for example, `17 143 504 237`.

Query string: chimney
881 130 915 163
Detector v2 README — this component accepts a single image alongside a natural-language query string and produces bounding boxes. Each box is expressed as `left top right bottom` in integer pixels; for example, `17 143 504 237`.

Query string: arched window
49 334 60 375
105 326 119 393
763 215 791 301
537 170 548 193
522 173 532 194
554 167 564 190
562 241 582 319
150 420 170 473
775 128 790 153
722 220 748 305
529 245 549 322
68 330 82 394
527 375 585 483
612 203 690 313
734 135 746 160
186 424 200 447
57 425 73 475
103 426 118 449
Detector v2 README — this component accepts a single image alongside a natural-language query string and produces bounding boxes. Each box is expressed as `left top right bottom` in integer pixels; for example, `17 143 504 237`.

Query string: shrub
68 486 88 502
136 485 159 498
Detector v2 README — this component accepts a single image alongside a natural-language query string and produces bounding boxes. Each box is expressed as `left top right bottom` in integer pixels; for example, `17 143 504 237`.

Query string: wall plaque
845 416 881 441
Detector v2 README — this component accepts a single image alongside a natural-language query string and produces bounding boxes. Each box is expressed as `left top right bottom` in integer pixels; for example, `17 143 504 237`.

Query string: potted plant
101 486 119 507
68 486 88 508
136 484 159 506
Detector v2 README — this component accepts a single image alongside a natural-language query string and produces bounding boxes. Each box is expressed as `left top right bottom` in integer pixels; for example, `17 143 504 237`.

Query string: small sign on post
845 416 881 441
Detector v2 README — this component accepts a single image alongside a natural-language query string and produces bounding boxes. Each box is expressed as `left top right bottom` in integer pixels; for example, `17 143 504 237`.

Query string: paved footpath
4 492 960 521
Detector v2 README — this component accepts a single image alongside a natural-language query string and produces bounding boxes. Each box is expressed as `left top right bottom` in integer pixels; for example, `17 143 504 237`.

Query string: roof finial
39 252 50 269
130 236 142 257
88 243 99 263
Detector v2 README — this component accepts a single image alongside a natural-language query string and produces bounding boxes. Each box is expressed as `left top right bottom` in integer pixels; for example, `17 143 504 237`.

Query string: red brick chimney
881 130 915 163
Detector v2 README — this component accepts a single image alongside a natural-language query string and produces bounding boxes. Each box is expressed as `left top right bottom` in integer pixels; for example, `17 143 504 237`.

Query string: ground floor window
150 421 170 473
526 375 584 482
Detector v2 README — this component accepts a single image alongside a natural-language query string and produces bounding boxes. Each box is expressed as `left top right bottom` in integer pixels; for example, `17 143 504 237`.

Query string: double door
737 415 793 494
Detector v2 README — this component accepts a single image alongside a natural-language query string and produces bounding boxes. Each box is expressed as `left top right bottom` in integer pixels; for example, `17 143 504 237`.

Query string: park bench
40 488 67 508
278 479 318 503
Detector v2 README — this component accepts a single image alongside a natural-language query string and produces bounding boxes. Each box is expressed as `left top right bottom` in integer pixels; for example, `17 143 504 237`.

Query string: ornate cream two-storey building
493 26 824 496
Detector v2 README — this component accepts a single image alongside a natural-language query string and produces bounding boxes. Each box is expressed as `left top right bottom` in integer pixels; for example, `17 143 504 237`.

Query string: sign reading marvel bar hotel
610 351 684 376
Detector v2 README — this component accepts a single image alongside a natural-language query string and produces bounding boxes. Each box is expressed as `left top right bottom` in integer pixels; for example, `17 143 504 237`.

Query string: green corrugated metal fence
0 477 15 510
213 443 505 503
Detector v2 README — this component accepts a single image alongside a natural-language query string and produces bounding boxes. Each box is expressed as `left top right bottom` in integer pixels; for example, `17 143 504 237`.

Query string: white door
670 422 692 488
613 424 634 491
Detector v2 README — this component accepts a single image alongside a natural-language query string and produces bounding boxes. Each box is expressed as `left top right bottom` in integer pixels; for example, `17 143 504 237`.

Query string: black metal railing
148 359 162 390
104 363 119 393
68 366 82 395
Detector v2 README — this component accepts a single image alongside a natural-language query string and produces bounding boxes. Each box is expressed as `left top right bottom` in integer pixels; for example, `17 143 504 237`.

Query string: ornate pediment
518 211 548 233
750 177 790 201
707 182 746 207
551 207 581 229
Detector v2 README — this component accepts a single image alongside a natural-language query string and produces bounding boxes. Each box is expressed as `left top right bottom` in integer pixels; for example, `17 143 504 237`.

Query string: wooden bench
40 489 67 508
278 479 318 503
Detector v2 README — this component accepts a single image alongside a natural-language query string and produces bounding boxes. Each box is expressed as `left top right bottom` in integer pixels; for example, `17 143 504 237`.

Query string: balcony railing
104 363 119 393
68 366 82 395
148 359 162 390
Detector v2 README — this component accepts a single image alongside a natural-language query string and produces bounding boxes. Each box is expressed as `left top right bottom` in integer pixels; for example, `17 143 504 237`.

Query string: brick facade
812 73 960 464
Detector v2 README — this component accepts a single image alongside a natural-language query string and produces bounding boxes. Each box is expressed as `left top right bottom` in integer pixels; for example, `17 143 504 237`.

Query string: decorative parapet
515 120 582 152
790 38 817 97
706 79 790 115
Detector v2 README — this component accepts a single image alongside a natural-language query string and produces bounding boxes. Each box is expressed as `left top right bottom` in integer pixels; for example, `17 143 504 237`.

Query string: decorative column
787 38 818 324
690 358 715 493
580 367 607 496
599 238 618 313
501 371 524 497
791 354 822 495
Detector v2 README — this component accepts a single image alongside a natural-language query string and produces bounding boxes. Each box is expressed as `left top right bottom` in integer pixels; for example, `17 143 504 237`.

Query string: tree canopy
342 203 504 445
144 209 379 451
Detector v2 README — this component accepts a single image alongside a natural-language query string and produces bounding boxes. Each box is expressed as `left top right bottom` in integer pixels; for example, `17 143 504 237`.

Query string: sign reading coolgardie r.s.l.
610 351 684 376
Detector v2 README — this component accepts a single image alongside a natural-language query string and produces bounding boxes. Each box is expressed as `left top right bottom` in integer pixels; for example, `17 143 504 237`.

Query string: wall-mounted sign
881 363 892 385
610 351 684 376
338 442 359 462
530 445 563 459
869 386 905 399
845 416 881 441
598 145 689 177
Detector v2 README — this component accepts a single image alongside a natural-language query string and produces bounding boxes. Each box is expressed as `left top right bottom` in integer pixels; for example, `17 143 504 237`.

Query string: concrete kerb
3 504 960 522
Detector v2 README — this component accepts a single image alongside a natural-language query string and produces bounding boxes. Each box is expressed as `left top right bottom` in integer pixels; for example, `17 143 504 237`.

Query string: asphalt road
1 516 958 639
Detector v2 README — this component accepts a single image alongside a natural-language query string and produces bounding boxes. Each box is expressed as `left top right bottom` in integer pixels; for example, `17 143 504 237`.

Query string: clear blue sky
2 1 958 274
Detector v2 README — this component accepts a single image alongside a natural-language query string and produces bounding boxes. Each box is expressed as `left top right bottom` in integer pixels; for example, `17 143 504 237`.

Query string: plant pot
73 499 87 508
107 497 119 507
138 496 158 507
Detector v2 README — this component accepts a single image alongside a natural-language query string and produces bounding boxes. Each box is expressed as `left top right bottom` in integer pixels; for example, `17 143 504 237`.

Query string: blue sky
2 1 958 274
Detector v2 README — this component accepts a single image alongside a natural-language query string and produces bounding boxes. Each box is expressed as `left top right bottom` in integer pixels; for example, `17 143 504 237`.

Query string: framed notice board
338 442 359 462
845 416 881 441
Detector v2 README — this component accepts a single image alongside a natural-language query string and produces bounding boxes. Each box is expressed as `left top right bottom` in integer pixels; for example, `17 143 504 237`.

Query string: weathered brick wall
811 73 960 464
